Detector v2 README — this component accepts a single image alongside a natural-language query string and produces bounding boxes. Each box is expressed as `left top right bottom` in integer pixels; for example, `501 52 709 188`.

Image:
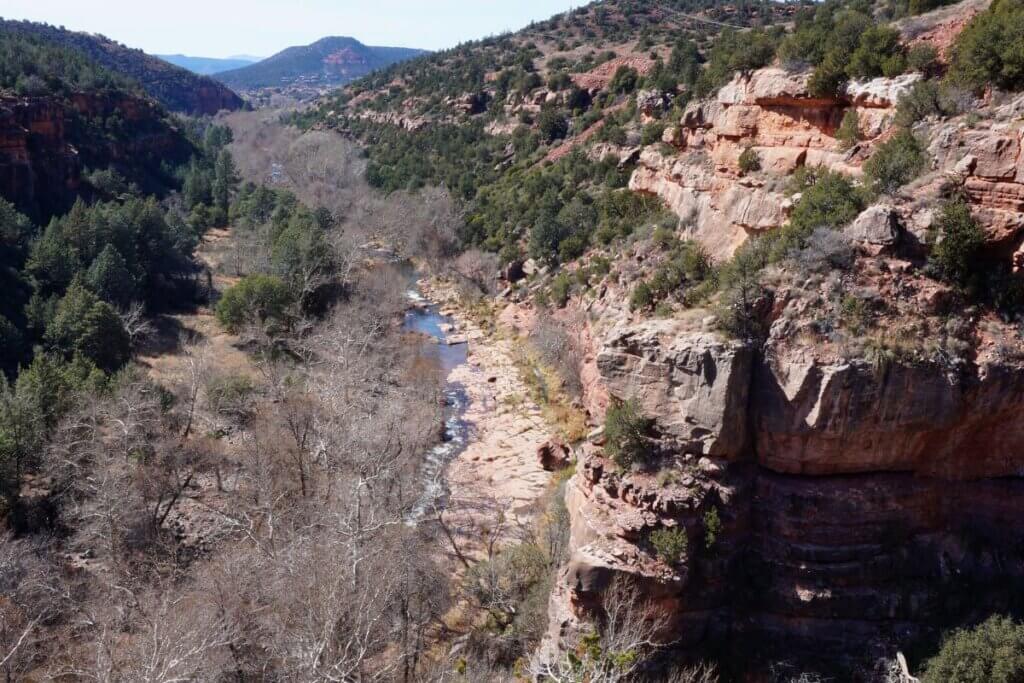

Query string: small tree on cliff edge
605 399 653 469
923 615 1024 682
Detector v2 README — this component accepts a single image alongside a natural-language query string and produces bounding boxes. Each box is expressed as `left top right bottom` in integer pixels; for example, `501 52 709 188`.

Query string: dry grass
511 345 589 444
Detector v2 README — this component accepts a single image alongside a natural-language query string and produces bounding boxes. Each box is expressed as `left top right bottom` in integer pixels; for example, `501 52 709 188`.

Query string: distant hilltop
213 36 427 90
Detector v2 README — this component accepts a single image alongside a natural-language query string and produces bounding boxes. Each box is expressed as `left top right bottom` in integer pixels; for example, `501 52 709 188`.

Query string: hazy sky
1 0 580 58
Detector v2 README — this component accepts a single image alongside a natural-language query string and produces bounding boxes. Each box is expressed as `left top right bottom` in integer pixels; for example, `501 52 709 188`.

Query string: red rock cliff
0 92 192 218
540 67 1024 679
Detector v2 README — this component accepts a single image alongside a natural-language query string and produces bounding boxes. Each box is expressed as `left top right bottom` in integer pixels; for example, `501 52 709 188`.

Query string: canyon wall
0 93 192 218
629 69 918 260
0 97 80 218
546 320 1024 676
543 67 1024 678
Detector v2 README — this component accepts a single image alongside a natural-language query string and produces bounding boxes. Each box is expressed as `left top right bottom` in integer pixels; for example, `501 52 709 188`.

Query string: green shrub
550 272 572 308
840 294 873 335
630 281 655 312
641 122 666 146
923 615 1024 683
589 255 612 278
836 109 861 150
808 51 851 98
651 225 676 249
895 80 965 128
598 123 627 146
45 281 131 373
85 245 134 307
950 0 1024 92
929 198 986 288
864 130 928 195
787 170 866 238
529 213 571 266
780 4 907 97
848 25 906 79
703 507 722 550
215 274 294 333
539 107 569 143
604 399 652 469
630 237 714 313
695 27 781 98
649 526 688 565
738 147 761 173
906 44 940 74
608 66 639 94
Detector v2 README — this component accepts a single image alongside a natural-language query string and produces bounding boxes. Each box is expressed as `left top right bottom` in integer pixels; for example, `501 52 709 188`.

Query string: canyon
4 0 1024 677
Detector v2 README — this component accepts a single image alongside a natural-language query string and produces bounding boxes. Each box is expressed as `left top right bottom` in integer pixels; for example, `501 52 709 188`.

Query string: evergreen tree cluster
0 28 138 98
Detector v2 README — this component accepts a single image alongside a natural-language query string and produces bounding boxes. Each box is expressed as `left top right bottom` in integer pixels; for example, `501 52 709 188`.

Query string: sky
0 0 581 58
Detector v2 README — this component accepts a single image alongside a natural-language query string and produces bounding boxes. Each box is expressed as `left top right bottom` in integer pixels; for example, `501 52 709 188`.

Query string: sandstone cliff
629 69 918 260
539 63 1024 679
0 93 192 218
0 97 80 219
542 312 1024 677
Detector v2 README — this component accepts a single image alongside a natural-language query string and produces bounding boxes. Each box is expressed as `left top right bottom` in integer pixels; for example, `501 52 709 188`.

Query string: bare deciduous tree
529 578 675 683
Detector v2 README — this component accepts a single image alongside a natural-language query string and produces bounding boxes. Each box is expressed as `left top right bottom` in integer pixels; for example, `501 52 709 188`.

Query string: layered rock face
0 97 81 218
629 68 914 259
546 320 1024 677
0 93 191 218
927 97 1024 262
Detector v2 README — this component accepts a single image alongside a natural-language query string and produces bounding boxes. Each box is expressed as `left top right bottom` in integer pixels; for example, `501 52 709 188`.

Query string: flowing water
403 285 471 523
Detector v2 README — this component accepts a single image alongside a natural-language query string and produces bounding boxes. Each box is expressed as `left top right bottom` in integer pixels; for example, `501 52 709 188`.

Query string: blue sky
1 0 581 58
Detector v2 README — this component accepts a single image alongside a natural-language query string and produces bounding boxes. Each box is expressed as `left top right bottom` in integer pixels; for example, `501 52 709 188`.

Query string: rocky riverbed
416 278 554 565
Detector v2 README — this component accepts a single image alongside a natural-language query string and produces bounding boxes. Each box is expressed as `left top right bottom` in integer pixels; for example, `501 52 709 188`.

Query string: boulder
716 105 760 138
537 437 572 471
596 321 753 457
844 205 900 253
680 99 722 130
661 124 682 147
963 130 1021 180
845 74 923 108
636 89 669 118
718 68 821 107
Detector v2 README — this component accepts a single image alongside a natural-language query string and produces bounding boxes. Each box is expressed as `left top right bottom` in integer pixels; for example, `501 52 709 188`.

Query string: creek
403 283 471 522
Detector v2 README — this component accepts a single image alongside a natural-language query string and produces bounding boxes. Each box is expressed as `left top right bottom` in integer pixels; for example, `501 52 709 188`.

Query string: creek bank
415 278 555 563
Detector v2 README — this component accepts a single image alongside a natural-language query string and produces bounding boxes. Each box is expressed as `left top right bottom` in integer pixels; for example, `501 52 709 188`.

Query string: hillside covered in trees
0 19 244 114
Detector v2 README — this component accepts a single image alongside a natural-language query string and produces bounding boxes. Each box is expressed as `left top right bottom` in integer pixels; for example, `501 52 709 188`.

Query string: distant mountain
0 19 244 115
158 54 255 75
214 36 426 90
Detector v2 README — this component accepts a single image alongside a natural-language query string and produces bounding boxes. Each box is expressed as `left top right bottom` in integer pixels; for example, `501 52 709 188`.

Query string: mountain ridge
0 18 244 114
157 53 255 75
214 35 427 90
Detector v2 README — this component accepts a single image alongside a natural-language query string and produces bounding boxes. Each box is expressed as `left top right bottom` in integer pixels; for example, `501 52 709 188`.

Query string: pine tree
85 244 134 306
45 280 130 372
212 149 240 216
